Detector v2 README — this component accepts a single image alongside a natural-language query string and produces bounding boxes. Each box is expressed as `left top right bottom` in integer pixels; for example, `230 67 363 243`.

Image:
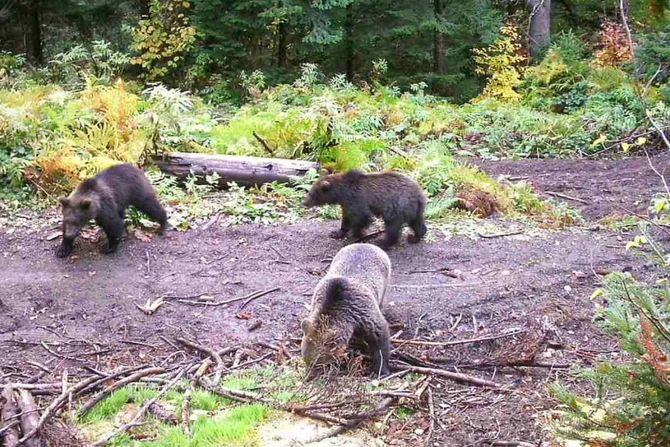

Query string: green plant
473 24 526 102
132 0 197 81
552 222 670 446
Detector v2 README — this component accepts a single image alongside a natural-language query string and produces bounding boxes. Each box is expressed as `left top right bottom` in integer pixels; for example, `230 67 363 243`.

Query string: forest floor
1 154 668 446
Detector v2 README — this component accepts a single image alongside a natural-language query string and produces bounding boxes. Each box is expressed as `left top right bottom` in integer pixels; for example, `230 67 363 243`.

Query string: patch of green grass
192 390 225 411
82 388 132 422
395 406 415 421
141 404 269 447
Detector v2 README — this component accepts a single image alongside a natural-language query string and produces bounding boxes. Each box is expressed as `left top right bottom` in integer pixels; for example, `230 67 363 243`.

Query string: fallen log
1 386 20 447
153 152 320 187
16 390 41 447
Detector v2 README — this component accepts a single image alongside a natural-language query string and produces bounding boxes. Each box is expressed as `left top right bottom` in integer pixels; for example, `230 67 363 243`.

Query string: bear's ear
301 319 312 334
58 196 70 207
320 181 331 191
79 198 92 210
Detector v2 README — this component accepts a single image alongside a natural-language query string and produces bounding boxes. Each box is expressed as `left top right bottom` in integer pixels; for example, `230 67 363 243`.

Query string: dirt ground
1 154 668 446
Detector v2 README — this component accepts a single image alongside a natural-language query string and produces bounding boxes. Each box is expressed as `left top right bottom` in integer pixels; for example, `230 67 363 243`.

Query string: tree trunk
433 0 446 74
26 0 42 64
277 21 288 67
526 0 551 62
153 153 320 188
344 4 354 81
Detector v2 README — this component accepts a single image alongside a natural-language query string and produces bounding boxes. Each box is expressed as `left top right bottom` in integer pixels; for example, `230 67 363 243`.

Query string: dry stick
252 130 275 155
424 387 436 447
354 230 385 243
394 364 501 388
16 374 105 445
183 359 212 436
392 330 525 348
16 390 41 447
175 338 223 385
79 365 153 396
176 287 280 307
545 191 588 204
147 402 178 425
492 441 536 447
91 367 187 447
79 367 166 416
1 385 20 447
476 229 525 239
240 288 277 310
304 397 395 444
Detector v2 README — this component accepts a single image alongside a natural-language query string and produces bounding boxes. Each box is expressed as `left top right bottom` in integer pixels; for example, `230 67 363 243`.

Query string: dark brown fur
56 164 167 258
301 243 392 378
303 170 427 247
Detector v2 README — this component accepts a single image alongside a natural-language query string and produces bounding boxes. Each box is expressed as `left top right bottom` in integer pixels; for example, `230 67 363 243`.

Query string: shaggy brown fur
56 164 167 258
303 170 427 247
301 243 392 379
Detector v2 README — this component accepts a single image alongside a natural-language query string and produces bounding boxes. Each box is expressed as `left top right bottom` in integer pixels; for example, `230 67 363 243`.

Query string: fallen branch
354 230 385 243
545 191 588 204
1 385 20 447
175 338 224 385
183 359 211 436
393 364 501 388
304 398 394 444
176 287 280 308
79 364 153 396
79 367 166 416
91 367 187 447
424 387 435 447
148 402 178 425
477 229 524 239
392 330 524 347
252 131 275 155
16 390 41 447
16 374 106 445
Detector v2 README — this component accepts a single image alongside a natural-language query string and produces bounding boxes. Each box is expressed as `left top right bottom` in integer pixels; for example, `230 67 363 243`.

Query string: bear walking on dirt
303 170 427 247
56 164 168 258
301 243 392 378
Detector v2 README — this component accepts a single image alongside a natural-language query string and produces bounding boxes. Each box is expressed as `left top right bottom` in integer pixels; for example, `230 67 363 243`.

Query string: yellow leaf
183 1 191 7
591 289 605 300
590 134 607 148
636 137 647 146
621 142 631 152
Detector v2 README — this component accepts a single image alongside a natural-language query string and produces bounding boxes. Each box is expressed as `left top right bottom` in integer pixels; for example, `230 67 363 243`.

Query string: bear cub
56 164 167 258
301 243 392 378
303 170 427 247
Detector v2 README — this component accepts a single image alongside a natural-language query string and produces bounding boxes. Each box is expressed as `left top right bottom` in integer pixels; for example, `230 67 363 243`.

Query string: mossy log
153 152 320 187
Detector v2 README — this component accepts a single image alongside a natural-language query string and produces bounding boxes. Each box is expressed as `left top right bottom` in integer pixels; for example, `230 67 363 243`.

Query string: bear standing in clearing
56 164 168 258
301 243 392 378
303 170 427 247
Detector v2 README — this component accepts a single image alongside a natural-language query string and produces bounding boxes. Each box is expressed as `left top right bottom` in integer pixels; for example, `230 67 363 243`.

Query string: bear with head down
56 164 167 258
301 243 392 378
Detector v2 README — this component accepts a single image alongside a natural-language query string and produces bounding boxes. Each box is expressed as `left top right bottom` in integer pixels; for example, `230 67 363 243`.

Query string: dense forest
1 1 670 447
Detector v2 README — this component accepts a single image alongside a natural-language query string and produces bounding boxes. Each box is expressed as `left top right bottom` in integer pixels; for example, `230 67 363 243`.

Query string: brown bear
56 164 167 258
303 170 427 247
301 243 392 378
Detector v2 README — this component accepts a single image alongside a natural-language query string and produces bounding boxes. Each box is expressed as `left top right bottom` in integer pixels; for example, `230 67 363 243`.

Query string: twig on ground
354 230 384 243
492 441 536 447
79 367 166 416
477 229 525 239
91 367 187 447
304 398 394 444
176 287 280 307
393 364 501 388
392 330 524 347
183 359 211 436
175 338 224 385
424 387 436 446
240 287 279 310
545 191 588 204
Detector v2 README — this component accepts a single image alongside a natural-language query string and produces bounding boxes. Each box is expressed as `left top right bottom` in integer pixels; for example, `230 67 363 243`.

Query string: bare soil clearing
0 155 666 446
